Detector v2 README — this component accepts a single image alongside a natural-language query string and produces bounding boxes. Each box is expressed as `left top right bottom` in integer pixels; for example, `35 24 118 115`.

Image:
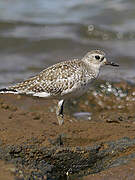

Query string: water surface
0 0 135 86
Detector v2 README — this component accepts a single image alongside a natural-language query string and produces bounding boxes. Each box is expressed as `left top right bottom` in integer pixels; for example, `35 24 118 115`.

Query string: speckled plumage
7 58 99 98
0 50 119 125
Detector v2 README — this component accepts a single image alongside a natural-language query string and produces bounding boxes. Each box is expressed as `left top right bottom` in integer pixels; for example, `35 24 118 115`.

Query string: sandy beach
0 81 135 179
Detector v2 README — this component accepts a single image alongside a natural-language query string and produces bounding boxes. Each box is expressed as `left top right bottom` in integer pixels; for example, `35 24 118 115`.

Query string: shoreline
0 80 135 179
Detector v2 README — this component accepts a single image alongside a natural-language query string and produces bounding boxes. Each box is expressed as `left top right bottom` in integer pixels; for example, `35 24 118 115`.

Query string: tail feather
0 88 18 94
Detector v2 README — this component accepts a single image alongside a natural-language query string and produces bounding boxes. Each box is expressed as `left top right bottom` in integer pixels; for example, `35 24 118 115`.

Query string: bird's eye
95 55 100 60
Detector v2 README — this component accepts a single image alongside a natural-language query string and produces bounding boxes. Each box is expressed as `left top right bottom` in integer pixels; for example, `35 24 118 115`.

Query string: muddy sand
0 80 135 179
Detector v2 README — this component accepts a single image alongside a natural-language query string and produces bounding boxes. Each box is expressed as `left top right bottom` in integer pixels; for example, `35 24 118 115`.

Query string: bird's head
82 50 119 68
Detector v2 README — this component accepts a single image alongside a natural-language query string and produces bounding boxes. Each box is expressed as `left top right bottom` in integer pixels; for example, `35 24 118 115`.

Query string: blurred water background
0 0 135 87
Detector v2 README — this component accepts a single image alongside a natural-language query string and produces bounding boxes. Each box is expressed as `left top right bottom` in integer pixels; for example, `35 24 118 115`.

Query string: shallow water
0 0 135 86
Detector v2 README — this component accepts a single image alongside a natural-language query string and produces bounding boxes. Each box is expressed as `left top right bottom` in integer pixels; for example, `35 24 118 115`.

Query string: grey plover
0 50 119 125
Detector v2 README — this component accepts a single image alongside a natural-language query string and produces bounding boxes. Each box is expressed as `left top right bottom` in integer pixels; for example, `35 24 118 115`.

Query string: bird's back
0 58 98 98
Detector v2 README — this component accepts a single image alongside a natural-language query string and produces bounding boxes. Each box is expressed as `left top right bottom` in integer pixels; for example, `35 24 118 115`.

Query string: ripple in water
0 0 135 86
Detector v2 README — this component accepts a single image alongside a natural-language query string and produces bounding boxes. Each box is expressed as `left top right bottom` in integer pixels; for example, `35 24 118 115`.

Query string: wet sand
0 81 135 179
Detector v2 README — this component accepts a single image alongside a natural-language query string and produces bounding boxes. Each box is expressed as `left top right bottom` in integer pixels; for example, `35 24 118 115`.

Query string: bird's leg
56 99 65 125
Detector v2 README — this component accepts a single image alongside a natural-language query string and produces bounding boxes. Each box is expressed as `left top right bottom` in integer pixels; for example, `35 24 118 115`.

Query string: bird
0 50 119 125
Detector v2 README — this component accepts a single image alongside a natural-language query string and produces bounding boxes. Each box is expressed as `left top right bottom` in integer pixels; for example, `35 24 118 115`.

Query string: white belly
61 81 91 99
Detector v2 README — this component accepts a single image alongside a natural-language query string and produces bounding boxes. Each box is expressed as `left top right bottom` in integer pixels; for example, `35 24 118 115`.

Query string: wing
34 59 83 96
7 59 83 97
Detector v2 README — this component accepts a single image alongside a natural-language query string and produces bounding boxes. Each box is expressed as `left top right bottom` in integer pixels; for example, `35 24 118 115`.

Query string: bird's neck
82 60 100 76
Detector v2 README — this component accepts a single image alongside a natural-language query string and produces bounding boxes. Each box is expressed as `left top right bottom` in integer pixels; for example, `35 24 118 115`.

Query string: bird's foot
48 134 64 146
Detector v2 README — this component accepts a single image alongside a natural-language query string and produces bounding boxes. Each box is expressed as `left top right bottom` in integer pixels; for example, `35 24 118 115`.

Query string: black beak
105 61 119 67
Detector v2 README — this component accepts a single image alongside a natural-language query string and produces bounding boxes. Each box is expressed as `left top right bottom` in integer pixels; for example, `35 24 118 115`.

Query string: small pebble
1 103 9 109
